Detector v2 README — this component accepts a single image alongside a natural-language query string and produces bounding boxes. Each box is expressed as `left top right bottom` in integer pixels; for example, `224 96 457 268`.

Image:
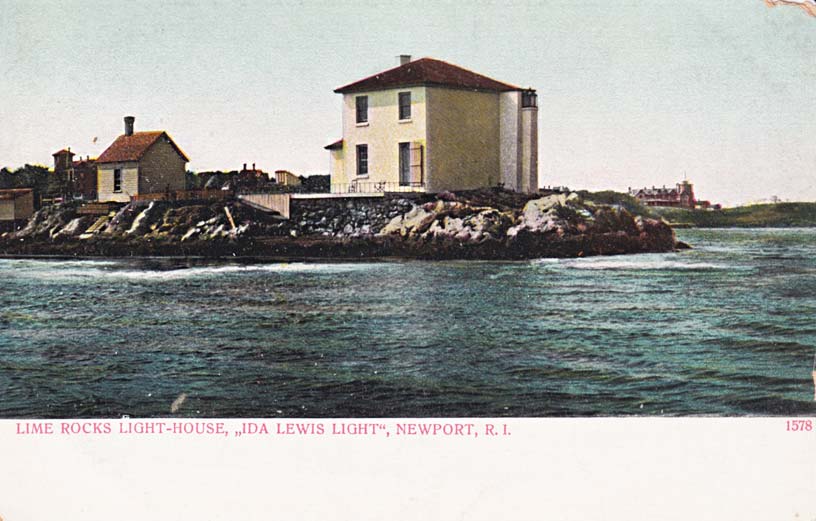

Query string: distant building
52 148 97 200
239 163 266 180
230 163 270 190
274 170 302 187
52 148 73 172
0 188 34 224
326 56 538 194
96 116 189 203
629 180 697 208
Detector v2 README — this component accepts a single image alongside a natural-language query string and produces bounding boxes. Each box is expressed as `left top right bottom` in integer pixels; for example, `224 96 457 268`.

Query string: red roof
0 188 33 201
72 158 96 167
52 148 74 156
335 58 524 94
97 131 189 164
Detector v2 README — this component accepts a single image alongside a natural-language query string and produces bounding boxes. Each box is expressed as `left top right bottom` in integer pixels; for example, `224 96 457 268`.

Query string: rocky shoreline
0 189 681 260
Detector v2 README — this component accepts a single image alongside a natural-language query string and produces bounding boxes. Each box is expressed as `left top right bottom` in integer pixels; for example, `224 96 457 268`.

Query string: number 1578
786 420 813 431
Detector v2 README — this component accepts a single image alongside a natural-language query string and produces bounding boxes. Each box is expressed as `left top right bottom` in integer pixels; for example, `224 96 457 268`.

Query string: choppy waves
535 255 735 271
1 228 815 417
1 259 381 282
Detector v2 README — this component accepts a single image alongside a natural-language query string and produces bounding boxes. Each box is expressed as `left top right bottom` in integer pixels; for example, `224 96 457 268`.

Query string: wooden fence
131 189 231 202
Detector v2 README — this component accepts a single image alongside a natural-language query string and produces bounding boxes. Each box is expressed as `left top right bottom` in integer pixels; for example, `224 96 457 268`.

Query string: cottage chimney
124 116 135 136
252 163 256 171
399 55 412 66
243 163 247 171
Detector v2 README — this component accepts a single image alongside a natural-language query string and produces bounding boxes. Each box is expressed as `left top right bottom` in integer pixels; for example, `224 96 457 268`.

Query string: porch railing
330 181 425 194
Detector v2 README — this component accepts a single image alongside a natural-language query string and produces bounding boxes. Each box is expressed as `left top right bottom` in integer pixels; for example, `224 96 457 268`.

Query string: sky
0 0 814 206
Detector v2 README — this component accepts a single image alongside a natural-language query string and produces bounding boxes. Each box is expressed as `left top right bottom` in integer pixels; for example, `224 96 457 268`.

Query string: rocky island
0 189 680 260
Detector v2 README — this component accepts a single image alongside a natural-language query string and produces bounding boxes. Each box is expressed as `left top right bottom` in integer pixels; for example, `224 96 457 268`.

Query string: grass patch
651 203 816 228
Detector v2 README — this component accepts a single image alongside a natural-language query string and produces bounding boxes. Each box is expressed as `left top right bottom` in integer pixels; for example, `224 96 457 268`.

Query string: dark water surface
1 228 815 417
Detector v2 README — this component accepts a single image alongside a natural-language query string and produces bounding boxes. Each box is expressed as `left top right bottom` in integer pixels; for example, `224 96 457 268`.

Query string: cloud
765 0 816 17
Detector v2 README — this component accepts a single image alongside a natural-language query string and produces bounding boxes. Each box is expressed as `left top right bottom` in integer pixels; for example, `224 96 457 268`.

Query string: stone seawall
287 196 422 237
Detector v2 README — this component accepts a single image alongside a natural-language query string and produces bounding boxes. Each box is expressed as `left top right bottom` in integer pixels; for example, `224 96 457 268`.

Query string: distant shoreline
574 192 816 229
652 202 816 228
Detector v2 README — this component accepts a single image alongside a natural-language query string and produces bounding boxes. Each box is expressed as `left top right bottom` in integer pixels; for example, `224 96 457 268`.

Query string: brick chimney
124 116 135 136
399 54 411 65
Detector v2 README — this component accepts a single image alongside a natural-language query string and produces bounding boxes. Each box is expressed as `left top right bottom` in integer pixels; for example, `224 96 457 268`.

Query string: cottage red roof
97 131 189 164
334 58 523 94
0 188 33 201
52 148 74 156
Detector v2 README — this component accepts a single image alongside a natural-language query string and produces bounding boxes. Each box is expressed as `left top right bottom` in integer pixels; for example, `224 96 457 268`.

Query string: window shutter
409 143 423 184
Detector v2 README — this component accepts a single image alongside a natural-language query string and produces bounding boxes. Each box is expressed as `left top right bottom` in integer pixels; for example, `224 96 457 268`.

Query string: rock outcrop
0 189 680 260
372 191 676 258
379 200 513 243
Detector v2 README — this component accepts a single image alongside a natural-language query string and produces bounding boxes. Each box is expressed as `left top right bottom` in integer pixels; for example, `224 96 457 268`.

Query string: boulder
508 208 564 237
437 191 458 202
506 194 579 237
591 206 638 235
180 227 200 241
379 204 436 236
126 202 155 235
102 204 138 236
53 216 93 238
13 204 77 239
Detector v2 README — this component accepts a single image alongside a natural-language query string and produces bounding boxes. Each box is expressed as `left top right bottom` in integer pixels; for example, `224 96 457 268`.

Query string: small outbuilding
96 116 189 203
0 188 34 225
274 170 302 187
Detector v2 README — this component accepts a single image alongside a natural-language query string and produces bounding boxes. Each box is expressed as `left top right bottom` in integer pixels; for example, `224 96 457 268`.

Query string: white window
356 145 368 176
398 92 411 120
356 96 368 124
113 168 122 193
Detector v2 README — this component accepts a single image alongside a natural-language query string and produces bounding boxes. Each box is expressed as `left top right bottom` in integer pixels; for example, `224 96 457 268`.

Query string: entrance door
399 142 410 186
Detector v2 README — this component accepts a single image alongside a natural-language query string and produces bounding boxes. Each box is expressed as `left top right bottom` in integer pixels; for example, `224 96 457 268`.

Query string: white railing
330 181 425 194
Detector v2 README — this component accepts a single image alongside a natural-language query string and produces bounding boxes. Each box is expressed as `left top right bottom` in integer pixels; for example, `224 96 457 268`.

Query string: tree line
0 165 53 204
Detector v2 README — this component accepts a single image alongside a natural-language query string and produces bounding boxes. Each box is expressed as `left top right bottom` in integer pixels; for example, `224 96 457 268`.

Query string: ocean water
1 228 815 418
